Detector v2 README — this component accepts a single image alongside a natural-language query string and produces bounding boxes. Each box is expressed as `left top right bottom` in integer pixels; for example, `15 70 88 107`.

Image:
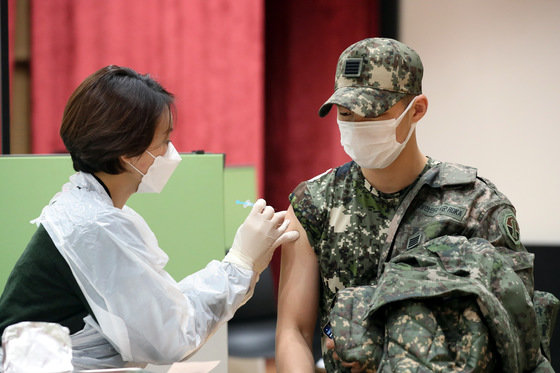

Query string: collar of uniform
428 162 478 188
362 178 403 201
360 157 439 199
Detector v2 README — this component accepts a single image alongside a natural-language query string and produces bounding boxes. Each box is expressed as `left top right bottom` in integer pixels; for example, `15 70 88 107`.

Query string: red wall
29 0 265 178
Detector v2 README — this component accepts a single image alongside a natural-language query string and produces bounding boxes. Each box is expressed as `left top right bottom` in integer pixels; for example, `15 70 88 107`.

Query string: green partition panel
0 155 74 290
223 166 256 250
0 153 225 289
127 153 225 281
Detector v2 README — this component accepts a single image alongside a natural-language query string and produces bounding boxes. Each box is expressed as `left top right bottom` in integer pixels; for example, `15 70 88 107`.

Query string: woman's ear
411 94 428 122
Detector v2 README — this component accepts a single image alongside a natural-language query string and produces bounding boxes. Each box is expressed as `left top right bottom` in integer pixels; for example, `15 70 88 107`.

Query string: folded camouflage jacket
329 235 558 372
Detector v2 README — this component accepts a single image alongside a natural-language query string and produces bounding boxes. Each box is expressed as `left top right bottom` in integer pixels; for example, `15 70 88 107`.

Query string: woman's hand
224 199 299 274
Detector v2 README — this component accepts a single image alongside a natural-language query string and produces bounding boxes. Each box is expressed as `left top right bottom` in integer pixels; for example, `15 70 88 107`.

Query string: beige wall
401 0 560 244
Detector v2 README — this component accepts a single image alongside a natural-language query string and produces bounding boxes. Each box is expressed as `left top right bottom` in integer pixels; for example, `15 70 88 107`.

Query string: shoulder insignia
500 210 521 245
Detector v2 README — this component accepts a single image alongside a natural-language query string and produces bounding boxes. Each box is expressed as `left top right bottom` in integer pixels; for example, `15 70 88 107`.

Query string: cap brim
318 87 407 118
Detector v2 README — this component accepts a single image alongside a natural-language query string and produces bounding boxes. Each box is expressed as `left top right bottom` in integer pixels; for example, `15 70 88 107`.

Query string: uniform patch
501 211 521 245
343 58 363 77
418 203 466 222
407 231 424 250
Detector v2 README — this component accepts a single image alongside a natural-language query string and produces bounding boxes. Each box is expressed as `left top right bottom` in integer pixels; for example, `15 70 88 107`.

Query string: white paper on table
166 361 220 373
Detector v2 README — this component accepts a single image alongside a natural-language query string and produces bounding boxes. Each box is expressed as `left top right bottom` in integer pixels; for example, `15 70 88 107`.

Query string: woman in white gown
0 65 298 369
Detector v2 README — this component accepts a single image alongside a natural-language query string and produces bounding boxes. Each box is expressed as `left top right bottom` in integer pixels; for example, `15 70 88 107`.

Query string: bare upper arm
276 205 319 346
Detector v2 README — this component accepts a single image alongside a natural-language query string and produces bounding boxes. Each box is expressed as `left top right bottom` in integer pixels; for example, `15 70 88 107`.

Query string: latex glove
224 199 299 274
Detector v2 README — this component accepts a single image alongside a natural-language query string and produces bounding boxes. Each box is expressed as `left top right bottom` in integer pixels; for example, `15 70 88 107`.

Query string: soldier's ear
411 95 428 122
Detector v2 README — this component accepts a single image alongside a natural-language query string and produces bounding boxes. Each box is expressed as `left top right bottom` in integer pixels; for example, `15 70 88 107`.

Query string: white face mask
337 98 417 169
127 142 182 193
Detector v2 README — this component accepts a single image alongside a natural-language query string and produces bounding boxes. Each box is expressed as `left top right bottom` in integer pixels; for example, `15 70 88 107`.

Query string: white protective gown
30 172 254 367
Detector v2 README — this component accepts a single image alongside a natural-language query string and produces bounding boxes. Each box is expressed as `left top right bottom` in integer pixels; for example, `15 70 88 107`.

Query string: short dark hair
60 65 174 174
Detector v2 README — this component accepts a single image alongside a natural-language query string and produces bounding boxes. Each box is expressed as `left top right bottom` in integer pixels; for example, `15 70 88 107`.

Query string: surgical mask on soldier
337 98 417 169
126 142 182 193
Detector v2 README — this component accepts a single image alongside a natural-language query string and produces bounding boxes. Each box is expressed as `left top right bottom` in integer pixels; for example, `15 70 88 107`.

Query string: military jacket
290 159 530 372
329 236 557 372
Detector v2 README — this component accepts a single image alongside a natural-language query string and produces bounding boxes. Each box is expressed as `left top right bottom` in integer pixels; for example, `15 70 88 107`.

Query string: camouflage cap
319 38 423 118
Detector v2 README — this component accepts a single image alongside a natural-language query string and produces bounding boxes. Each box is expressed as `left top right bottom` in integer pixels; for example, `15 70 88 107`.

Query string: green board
0 153 227 289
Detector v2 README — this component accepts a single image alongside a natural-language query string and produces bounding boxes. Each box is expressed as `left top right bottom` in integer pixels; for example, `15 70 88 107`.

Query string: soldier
275 38 550 372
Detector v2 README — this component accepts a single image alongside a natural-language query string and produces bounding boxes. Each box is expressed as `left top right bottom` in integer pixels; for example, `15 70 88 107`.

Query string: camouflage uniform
328 236 557 372
289 159 554 372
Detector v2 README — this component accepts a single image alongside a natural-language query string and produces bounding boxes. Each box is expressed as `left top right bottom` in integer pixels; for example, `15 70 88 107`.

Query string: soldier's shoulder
474 173 501 193
430 161 513 206
302 161 356 187
432 161 477 186
472 171 512 205
334 161 355 178
435 161 504 192
291 164 338 203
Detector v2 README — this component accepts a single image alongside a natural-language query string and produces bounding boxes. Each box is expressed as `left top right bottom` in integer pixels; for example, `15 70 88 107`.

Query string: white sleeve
41 207 255 364
175 260 255 359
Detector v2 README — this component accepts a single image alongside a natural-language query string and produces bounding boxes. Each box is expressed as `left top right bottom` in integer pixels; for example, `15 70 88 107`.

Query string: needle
235 200 254 208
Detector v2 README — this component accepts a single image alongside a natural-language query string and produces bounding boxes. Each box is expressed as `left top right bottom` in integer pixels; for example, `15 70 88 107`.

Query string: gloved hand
223 199 299 274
